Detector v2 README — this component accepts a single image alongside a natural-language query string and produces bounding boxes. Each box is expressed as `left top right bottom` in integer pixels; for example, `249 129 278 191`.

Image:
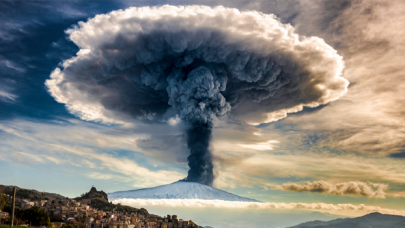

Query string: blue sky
1 0 405 221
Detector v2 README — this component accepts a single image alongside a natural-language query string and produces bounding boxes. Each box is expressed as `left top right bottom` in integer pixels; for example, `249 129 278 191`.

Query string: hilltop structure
85 187 109 202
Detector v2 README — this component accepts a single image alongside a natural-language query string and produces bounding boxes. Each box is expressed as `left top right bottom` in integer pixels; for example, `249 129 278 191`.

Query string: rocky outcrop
138 208 149 218
84 187 108 202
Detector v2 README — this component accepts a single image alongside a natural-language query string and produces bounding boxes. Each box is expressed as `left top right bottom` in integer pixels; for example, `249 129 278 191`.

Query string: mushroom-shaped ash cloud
46 5 348 185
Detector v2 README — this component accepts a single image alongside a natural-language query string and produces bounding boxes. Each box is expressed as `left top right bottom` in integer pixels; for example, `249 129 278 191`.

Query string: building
21 200 34 210
0 211 10 220
130 216 138 225
86 217 95 228
52 222 65 228
109 220 124 228
67 217 76 224
81 199 92 205
92 221 103 228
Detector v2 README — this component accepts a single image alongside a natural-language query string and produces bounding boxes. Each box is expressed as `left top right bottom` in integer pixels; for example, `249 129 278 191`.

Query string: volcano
108 180 260 202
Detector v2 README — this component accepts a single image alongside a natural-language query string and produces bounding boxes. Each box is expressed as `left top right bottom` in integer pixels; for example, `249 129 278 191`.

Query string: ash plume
186 123 214 184
46 5 349 186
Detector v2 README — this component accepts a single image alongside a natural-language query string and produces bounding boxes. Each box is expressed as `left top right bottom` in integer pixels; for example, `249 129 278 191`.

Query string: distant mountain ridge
288 212 405 228
108 180 260 202
0 184 66 201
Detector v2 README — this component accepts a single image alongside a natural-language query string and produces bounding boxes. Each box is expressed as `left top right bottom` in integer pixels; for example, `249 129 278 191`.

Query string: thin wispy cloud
0 118 185 188
0 89 17 102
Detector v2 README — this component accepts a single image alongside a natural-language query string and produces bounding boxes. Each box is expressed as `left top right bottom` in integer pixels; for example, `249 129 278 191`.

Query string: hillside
0 184 158 218
74 186 158 218
288 212 405 228
0 185 67 201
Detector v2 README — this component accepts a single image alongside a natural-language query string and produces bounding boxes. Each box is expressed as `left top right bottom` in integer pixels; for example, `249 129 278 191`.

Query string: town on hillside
0 186 204 228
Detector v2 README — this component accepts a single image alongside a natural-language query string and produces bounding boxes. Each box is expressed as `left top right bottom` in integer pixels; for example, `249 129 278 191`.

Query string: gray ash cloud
46 5 348 185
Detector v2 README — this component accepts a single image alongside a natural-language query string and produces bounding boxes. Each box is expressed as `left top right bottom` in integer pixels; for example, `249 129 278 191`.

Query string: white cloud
238 140 279 151
167 115 181 126
388 191 405 198
46 68 124 124
275 181 388 198
112 198 405 217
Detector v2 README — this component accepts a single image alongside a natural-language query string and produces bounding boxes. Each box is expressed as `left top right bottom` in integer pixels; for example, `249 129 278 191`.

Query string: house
0 211 10 219
66 217 76 224
109 221 124 228
146 221 157 228
86 217 95 224
21 200 34 210
92 221 103 228
34 202 43 207
85 217 95 228
130 216 138 224
81 199 92 205
52 222 65 228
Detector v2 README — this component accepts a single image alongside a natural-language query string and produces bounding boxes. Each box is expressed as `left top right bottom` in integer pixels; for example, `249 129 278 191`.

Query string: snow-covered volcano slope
108 180 260 202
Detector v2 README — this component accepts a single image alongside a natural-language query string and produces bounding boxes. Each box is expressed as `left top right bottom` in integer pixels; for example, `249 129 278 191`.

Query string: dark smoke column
167 66 231 186
186 123 214 185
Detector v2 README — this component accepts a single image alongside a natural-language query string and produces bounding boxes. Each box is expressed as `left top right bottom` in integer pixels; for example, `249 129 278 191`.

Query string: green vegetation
74 187 157 217
114 202 140 213
2 206 51 227
0 185 66 201
0 192 8 210
0 225 28 228
3 188 42 201
22 206 52 227
61 224 74 228
74 187 139 213
85 197 139 213
93 198 115 211
3 205 23 220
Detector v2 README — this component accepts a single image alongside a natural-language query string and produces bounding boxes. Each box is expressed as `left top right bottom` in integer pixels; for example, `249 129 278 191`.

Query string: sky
1 0 405 224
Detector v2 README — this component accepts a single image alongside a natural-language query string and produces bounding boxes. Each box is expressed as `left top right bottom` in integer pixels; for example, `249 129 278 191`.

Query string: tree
61 224 74 228
50 213 64 223
3 205 23 220
3 215 25 226
22 206 52 227
0 193 8 210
